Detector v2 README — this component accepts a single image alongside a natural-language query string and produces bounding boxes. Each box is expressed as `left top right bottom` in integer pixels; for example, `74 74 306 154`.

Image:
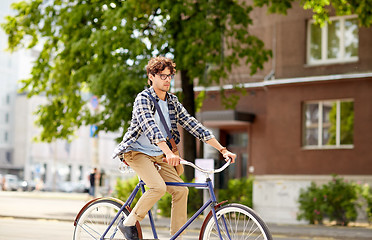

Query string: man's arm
157 141 180 166
173 98 215 142
172 96 236 163
158 138 236 165
206 138 237 163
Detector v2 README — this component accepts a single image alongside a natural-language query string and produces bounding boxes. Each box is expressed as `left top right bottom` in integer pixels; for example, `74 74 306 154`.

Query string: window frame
306 15 359 66
302 99 354 150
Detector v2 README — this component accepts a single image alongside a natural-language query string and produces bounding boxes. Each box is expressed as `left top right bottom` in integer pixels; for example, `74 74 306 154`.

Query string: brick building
193 2 372 223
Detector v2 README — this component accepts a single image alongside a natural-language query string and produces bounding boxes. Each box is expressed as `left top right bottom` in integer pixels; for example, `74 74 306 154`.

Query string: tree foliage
2 0 271 144
5 1 370 175
3 0 153 141
254 0 372 27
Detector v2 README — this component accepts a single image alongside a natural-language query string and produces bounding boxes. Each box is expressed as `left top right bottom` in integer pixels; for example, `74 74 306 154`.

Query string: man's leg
124 151 167 222
155 155 189 236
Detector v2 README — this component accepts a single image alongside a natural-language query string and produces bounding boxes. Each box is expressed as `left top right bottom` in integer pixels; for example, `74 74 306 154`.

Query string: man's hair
146 56 176 85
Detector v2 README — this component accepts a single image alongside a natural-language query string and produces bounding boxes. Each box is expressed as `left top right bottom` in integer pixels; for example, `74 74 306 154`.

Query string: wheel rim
74 201 125 240
203 206 270 240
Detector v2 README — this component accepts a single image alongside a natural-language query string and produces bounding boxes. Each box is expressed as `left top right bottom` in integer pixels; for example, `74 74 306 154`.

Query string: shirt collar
148 86 170 101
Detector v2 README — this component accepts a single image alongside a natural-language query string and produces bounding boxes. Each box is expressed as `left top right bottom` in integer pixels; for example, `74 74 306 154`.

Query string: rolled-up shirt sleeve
134 94 167 145
174 98 215 142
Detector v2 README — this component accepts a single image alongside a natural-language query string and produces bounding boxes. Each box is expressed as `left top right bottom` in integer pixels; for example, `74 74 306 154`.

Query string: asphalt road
0 218 313 240
0 218 73 240
1 191 371 240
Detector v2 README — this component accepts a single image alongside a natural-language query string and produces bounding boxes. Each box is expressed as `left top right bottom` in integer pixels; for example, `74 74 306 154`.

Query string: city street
0 218 73 240
1 2 372 240
0 218 316 240
0 191 371 240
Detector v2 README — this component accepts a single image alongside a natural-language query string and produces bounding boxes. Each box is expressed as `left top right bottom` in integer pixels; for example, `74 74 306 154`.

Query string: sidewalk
0 191 371 239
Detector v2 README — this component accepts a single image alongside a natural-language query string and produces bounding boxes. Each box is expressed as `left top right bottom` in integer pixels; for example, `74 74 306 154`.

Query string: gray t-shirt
126 99 170 156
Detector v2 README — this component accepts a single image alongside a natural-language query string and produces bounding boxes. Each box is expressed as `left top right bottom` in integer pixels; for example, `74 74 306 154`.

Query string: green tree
2 0 271 180
254 0 372 27
3 1 152 142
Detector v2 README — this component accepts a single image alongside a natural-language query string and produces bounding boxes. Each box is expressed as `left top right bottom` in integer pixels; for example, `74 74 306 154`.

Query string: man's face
150 67 173 93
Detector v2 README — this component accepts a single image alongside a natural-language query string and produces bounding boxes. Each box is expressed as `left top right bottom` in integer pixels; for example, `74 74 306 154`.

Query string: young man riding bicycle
113 56 236 240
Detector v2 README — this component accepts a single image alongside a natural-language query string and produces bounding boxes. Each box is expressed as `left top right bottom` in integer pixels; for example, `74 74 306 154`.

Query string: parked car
3 174 19 191
57 181 87 193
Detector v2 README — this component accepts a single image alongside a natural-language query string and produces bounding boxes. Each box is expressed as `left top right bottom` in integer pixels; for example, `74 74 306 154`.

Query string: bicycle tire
200 203 272 240
73 198 142 240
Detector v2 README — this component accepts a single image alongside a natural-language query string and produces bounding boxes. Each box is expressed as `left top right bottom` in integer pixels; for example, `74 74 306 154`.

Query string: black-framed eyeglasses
156 73 175 80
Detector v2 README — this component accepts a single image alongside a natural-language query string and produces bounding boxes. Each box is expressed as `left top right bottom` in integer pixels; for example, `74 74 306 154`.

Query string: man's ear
148 74 154 86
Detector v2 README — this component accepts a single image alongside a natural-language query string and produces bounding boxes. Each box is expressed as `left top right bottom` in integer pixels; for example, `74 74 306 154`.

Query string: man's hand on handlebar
162 146 236 165
221 149 236 163
163 152 181 166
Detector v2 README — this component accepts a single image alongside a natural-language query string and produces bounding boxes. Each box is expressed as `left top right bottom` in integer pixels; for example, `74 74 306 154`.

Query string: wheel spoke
201 204 272 240
73 199 135 240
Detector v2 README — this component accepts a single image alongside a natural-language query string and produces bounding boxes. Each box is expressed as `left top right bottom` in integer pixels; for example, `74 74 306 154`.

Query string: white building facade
0 0 22 176
1 0 124 193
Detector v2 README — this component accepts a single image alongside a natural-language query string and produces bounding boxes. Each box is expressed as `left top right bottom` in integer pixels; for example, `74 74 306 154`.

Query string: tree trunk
180 69 196 181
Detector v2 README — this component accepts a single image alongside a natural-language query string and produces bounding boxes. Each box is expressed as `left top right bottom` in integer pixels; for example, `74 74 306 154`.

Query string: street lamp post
90 96 99 197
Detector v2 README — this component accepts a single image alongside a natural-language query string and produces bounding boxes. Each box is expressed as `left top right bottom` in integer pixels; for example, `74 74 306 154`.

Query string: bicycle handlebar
119 158 232 174
180 159 231 174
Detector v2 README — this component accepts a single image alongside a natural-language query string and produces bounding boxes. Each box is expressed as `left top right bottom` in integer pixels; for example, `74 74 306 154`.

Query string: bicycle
73 159 272 240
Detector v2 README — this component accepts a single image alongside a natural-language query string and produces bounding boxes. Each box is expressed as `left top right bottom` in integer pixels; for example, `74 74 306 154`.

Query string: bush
323 176 359 226
218 177 254 208
112 176 143 208
360 183 372 223
297 182 327 224
297 175 360 226
157 176 203 218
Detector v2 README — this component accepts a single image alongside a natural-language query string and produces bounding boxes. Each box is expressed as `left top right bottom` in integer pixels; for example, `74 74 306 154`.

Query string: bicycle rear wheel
73 198 141 240
200 203 272 240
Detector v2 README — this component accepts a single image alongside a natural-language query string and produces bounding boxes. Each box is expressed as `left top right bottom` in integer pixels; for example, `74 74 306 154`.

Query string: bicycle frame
101 177 227 240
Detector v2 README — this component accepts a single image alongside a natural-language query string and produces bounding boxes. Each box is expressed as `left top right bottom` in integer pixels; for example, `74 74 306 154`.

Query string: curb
1 191 371 239
0 190 87 200
2 214 372 239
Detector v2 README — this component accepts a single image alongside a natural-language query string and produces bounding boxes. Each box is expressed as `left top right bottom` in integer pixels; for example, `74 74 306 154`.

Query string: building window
307 15 358 65
225 131 249 179
6 94 10 105
78 165 83 181
6 151 12 164
303 99 354 148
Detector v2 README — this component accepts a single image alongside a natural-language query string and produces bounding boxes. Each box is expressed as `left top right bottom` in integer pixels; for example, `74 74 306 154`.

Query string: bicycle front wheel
73 198 140 240
200 203 272 240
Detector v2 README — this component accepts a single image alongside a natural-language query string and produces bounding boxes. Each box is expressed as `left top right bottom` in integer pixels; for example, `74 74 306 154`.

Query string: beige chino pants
123 150 188 235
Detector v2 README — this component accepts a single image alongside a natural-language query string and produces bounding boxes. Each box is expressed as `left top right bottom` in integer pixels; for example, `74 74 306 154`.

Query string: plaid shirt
112 87 215 159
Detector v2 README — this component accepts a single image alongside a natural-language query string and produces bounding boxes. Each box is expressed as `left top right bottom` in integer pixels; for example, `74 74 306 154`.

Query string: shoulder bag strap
146 91 178 152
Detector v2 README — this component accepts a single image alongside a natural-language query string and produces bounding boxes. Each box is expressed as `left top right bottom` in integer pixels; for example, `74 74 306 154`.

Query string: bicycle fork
171 178 231 240
100 182 143 240
206 178 232 240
